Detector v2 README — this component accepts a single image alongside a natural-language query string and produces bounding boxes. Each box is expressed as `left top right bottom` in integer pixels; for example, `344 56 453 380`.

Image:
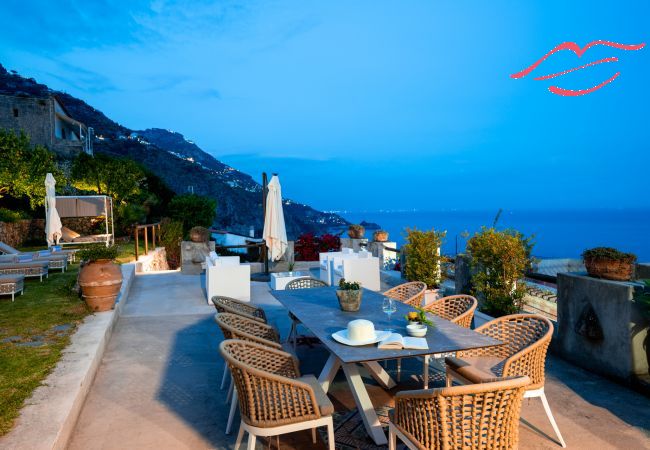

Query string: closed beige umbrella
262 175 288 261
45 173 63 246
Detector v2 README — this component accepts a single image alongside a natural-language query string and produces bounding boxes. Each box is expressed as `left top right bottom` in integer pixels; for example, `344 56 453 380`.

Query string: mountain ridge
0 63 347 237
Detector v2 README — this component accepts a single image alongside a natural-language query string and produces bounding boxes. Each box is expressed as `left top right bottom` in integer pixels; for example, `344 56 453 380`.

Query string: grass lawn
0 264 91 436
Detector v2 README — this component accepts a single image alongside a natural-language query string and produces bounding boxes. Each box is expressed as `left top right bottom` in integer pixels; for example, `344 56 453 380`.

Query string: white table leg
318 354 341 393
341 363 387 446
362 361 396 389
423 355 429 389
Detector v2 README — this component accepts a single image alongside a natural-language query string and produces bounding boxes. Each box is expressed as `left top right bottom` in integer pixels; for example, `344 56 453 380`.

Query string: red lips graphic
511 40 646 96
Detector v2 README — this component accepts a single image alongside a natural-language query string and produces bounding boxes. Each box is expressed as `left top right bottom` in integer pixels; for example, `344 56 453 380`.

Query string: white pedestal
270 271 312 290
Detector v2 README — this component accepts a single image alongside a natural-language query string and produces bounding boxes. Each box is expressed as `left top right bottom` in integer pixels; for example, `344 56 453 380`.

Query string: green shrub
403 228 446 289
466 227 533 316
77 244 119 262
0 208 28 223
168 194 216 234
159 218 183 269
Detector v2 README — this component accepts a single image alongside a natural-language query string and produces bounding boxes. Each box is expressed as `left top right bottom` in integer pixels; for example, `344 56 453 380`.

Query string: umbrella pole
262 172 269 275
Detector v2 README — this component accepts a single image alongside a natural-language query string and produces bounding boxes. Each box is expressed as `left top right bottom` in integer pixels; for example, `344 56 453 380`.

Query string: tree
0 129 62 208
71 153 145 204
168 194 217 234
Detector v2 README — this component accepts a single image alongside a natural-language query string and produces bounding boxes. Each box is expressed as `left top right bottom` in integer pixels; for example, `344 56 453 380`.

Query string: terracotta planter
189 230 208 243
584 257 635 281
347 225 365 239
78 260 123 311
373 230 389 242
336 289 363 312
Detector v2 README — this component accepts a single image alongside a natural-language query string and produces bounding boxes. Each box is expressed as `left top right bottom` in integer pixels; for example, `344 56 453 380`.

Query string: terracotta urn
347 225 365 239
78 260 123 311
336 289 363 312
373 230 389 242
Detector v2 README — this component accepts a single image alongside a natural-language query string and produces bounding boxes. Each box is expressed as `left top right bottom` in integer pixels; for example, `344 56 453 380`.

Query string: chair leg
388 424 397 450
227 374 234 403
311 427 316 443
423 355 429 389
326 418 335 450
221 361 229 390
540 392 566 448
445 371 453 387
246 432 257 450
234 421 245 450
396 358 401 382
226 390 238 434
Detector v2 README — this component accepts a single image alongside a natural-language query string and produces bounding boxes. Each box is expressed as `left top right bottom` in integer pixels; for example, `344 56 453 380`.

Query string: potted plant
336 279 363 312
403 228 446 301
189 226 210 243
373 230 389 242
77 244 122 312
582 247 637 281
466 227 532 317
405 307 434 336
347 224 366 239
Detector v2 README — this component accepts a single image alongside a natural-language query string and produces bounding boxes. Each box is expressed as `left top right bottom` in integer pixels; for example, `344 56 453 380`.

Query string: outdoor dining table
271 287 502 445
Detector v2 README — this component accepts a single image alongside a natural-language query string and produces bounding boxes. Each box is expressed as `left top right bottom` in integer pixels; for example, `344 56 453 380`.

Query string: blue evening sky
1 1 648 212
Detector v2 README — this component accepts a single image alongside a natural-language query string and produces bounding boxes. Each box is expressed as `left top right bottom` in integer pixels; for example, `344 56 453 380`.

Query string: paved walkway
68 272 650 449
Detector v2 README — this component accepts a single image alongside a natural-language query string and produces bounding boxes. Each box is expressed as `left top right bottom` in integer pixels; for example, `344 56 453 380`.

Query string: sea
340 209 650 261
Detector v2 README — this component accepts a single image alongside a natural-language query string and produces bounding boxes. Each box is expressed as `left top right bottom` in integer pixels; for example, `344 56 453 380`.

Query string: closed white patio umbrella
262 175 287 261
45 173 62 246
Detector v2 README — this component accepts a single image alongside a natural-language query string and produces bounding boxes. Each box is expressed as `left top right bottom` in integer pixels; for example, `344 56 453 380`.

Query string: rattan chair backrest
212 296 267 323
383 281 427 307
214 313 281 349
393 375 530 450
424 295 478 328
285 277 327 290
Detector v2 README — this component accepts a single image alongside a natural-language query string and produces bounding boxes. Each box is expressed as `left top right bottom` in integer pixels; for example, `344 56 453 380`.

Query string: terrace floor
68 272 650 449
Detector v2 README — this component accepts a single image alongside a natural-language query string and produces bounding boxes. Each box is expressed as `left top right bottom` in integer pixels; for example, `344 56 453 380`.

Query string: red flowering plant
319 234 341 252
295 232 320 261
295 232 341 261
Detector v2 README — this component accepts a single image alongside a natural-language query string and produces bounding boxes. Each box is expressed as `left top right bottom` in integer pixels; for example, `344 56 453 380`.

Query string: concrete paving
68 272 650 449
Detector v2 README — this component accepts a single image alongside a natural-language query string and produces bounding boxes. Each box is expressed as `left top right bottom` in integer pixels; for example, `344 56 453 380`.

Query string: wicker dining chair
212 295 268 323
445 314 566 448
383 281 427 307
215 313 289 434
423 294 478 329
285 277 327 349
220 339 335 450
389 375 530 450
383 281 427 381
416 295 478 388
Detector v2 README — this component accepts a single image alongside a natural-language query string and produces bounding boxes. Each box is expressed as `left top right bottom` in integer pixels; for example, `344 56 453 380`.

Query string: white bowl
406 323 427 337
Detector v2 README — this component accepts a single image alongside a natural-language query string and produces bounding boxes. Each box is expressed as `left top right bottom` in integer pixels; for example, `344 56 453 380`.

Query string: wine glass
382 297 397 332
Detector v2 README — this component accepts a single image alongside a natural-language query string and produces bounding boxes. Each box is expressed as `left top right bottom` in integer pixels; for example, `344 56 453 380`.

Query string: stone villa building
0 93 92 156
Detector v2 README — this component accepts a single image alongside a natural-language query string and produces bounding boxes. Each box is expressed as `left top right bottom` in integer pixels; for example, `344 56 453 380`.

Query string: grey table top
271 287 502 364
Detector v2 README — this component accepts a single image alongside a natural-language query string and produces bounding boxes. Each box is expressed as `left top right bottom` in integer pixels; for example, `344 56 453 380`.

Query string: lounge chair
0 241 77 263
0 261 49 281
0 252 68 272
0 274 25 301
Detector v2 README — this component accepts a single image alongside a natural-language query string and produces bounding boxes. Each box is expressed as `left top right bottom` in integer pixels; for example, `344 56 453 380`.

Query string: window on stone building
12 108 18 117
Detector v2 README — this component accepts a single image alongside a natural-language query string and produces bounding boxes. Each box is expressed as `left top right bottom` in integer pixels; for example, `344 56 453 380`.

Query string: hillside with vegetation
0 64 347 237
